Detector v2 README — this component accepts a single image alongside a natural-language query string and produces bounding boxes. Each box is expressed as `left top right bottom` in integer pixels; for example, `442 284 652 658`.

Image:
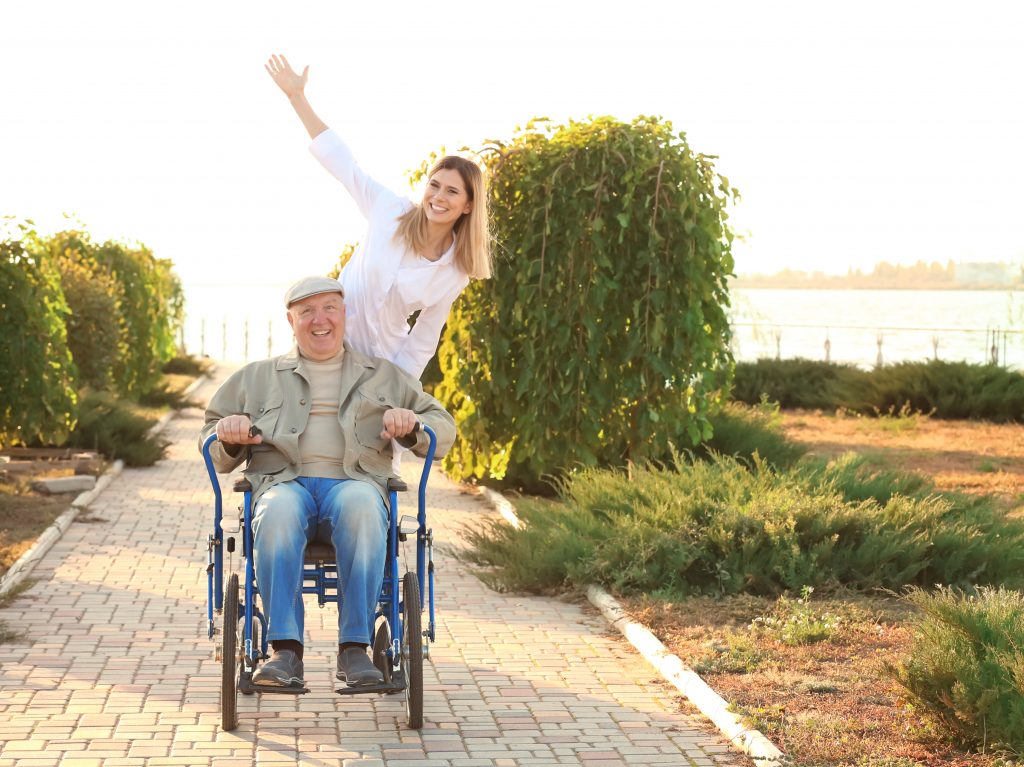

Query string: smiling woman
264 53 492 383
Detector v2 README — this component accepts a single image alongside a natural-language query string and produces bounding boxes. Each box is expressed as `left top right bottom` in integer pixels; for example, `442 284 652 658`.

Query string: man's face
287 291 345 361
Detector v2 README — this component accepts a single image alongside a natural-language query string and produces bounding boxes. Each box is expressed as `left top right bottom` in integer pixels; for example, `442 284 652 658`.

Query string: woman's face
422 168 472 228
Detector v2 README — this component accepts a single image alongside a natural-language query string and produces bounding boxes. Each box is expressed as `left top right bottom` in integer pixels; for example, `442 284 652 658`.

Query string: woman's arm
267 53 396 218
265 54 328 140
392 281 467 379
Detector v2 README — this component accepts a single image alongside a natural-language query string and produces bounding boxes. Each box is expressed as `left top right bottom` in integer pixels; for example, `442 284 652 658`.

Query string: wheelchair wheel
221 573 240 731
401 571 423 729
372 618 393 684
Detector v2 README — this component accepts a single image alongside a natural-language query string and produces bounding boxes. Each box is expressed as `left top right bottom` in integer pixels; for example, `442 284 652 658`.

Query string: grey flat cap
284 276 345 307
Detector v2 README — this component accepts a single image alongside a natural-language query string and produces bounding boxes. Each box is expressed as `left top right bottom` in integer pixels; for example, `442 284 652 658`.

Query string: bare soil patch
622 592 1011 767
0 482 70 578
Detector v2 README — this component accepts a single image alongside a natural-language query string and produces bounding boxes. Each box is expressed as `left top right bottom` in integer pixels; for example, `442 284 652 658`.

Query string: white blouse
309 129 470 380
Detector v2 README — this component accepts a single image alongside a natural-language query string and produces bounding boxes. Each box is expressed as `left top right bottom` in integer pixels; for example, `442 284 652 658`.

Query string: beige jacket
199 343 456 505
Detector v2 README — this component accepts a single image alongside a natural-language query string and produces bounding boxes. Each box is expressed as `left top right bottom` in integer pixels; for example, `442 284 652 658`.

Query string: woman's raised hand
265 54 308 98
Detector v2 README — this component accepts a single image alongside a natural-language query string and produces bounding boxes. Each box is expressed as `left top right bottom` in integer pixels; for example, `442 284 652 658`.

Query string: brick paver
0 373 747 766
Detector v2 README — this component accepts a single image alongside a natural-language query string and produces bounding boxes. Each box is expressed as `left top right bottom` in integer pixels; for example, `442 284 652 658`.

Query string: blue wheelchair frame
202 425 438 729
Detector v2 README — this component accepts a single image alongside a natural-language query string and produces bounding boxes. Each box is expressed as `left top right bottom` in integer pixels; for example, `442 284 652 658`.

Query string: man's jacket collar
275 342 379 372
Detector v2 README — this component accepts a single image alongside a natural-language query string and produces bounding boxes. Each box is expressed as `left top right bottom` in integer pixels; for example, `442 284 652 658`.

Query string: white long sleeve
392 280 466 379
309 129 397 219
307 129 472 382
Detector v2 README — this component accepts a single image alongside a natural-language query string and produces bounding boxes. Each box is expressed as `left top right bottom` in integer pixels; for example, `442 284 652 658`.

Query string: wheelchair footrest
335 676 405 696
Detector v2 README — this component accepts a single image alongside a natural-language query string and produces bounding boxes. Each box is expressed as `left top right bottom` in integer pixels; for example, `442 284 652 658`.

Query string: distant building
954 262 1018 286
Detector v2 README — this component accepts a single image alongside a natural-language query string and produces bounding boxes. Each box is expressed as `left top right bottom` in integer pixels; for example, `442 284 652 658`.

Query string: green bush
436 116 737 490
700 400 806 470
47 230 128 391
66 390 167 466
888 586 1024 752
731 358 862 410
137 380 199 410
798 452 932 506
862 360 1024 421
0 225 78 447
161 353 214 377
732 358 1024 422
464 454 1024 598
94 240 183 396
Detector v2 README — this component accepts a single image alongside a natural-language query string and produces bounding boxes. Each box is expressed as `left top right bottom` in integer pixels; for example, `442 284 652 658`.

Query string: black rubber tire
402 571 423 729
221 573 240 731
372 618 393 684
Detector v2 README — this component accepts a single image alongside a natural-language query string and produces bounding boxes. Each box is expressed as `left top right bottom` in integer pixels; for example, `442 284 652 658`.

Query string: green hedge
93 238 183 396
1 220 184 459
0 229 77 447
732 358 1024 421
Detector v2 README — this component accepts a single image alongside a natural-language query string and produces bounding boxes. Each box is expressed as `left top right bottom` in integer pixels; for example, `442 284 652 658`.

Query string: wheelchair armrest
387 477 408 493
232 476 252 493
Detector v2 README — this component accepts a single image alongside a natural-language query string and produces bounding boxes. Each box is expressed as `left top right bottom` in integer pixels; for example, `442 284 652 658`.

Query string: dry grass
780 410 1024 509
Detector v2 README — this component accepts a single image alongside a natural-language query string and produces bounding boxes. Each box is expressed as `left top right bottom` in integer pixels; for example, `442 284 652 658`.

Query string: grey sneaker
253 649 304 687
336 646 384 686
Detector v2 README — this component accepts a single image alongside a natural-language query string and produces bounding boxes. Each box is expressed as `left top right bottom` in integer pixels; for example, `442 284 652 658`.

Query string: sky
3 0 1023 341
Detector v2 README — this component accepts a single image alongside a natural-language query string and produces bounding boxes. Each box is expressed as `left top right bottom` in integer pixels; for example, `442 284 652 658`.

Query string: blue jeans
252 477 387 645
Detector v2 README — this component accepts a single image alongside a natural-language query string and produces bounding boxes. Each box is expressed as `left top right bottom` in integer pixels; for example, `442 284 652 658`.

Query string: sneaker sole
254 675 304 687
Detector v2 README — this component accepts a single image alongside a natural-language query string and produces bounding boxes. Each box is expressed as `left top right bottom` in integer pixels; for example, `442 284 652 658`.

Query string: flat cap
284 276 344 307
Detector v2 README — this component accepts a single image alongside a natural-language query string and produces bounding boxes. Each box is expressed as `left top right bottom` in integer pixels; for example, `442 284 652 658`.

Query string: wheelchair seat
304 542 335 565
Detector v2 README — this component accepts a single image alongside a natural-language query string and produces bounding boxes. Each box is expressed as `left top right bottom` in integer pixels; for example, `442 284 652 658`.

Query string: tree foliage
46 230 128 391
435 116 738 488
92 239 183 395
0 223 78 447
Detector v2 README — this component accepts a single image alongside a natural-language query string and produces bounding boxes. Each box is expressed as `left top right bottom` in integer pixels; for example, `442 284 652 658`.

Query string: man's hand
265 53 308 99
381 408 419 440
216 415 263 445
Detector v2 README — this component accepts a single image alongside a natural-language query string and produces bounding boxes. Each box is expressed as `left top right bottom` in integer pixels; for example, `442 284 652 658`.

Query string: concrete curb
0 370 213 599
476 485 786 767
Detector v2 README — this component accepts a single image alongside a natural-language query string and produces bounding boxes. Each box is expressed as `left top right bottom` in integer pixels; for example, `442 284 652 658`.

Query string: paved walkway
0 373 746 767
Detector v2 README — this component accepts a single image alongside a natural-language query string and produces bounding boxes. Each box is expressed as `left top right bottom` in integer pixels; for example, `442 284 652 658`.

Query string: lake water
731 288 1024 369
180 284 1024 369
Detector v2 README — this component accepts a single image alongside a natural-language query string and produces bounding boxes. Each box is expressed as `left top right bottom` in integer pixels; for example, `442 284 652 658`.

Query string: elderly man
200 276 455 690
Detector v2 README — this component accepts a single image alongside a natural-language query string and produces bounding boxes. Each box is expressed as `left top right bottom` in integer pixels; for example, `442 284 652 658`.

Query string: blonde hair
394 156 492 279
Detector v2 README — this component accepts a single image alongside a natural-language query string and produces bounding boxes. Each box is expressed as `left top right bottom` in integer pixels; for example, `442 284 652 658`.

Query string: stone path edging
476 485 787 767
0 370 211 599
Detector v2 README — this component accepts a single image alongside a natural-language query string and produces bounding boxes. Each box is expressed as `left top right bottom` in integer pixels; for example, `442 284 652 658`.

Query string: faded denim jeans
252 477 387 645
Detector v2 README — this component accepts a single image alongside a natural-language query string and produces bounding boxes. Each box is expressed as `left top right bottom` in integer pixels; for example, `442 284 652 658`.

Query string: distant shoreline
731 279 1024 291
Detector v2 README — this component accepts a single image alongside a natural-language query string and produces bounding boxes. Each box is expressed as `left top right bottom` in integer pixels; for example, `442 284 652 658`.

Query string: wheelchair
201 425 438 732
